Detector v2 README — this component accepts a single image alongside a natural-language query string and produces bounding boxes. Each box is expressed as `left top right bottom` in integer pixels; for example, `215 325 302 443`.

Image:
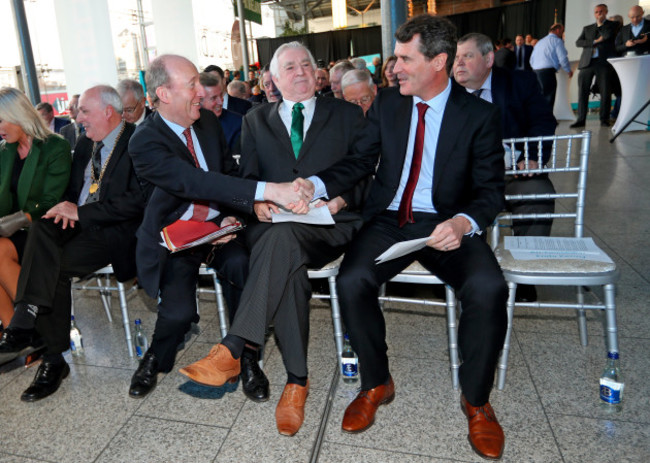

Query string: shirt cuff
454 213 482 236
255 181 267 202
307 175 329 200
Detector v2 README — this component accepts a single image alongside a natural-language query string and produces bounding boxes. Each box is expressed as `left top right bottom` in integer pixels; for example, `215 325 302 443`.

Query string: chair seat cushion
495 245 617 274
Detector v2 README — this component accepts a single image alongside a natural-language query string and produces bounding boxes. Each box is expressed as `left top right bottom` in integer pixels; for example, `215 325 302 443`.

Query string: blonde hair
0 87 53 141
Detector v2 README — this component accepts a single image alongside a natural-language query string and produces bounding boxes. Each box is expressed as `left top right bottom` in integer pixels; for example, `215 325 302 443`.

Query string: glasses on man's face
348 95 373 106
123 100 143 114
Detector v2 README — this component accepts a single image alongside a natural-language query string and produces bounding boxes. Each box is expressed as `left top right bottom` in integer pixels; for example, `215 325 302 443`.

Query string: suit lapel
193 117 219 172
153 112 195 165
17 139 41 210
393 95 414 167
298 99 330 163
268 101 295 162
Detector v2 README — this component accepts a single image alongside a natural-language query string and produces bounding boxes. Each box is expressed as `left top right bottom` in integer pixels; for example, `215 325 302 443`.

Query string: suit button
293 169 298 174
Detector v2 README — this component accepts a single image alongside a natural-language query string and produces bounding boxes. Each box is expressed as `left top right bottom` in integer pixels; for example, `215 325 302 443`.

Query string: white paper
505 236 613 263
271 203 335 225
375 237 430 264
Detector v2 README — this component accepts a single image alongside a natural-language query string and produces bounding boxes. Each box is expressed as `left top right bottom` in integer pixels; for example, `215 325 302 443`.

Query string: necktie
91 141 104 180
518 47 523 68
398 102 429 227
472 89 483 99
290 102 304 159
182 128 209 221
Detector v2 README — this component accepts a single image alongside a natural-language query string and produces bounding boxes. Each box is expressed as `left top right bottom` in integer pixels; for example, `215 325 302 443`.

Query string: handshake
263 178 315 214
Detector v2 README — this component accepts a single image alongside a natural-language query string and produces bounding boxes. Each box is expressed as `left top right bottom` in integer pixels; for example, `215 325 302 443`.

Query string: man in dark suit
117 79 152 126
314 68 331 97
514 34 534 71
127 54 312 400
0 85 146 401
179 42 370 437
572 3 618 128
260 65 282 103
199 72 242 155
455 32 557 303
36 102 70 134
204 65 253 115
615 5 650 56
60 94 83 149
493 37 515 70
321 15 508 460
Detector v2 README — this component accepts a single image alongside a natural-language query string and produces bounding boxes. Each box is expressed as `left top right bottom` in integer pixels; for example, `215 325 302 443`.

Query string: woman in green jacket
0 87 71 328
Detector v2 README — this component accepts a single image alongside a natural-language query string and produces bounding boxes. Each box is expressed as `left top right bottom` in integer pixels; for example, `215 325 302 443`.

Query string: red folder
161 220 243 253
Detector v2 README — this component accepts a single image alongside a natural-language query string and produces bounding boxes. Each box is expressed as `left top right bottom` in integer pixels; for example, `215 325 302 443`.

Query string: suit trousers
505 175 555 237
336 211 508 406
229 218 362 378
16 219 111 355
151 239 248 372
534 68 558 111
577 57 613 123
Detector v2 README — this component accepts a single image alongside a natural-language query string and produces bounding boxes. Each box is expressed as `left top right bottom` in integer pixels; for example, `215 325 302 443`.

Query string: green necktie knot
290 102 305 159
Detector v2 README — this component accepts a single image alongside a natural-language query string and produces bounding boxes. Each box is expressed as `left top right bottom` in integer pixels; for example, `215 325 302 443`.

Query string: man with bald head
127 54 312 399
616 5 650 56
0 85 145 401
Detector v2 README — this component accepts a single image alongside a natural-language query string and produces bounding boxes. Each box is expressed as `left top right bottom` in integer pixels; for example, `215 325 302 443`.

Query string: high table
608 54 650 135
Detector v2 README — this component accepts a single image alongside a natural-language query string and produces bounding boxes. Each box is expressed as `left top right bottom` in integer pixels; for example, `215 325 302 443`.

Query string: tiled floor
0 120 648 463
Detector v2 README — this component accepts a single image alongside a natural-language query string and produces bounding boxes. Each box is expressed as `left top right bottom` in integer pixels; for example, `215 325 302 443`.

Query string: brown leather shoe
460 395 505 460
275 381 309 436
179 344 240 387
341 376 395 433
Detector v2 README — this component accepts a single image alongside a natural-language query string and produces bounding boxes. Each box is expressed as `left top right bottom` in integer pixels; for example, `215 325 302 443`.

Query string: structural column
151 0 199 64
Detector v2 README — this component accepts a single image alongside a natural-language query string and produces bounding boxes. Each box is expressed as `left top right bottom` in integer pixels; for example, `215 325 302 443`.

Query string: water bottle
341 334 359 383
134 319 148 358
599 351 624 412
69 315 84 355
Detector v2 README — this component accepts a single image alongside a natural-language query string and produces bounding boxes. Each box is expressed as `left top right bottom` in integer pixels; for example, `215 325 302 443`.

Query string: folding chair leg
577 286 588 346
445 285 460 390
328 275 344 362
97 276 113 322
117 281 134 358
213 275 229 340
378 283 386 310
497 281 517 390
603 283 619 355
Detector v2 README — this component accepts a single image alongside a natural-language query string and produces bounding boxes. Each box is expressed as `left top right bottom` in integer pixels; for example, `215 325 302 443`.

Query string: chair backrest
492 130 592 247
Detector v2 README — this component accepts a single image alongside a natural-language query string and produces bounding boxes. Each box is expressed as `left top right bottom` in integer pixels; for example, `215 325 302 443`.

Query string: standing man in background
530 23 574 110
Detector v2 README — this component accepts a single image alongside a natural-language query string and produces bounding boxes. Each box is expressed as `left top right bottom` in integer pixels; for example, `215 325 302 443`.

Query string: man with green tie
180 41 371 437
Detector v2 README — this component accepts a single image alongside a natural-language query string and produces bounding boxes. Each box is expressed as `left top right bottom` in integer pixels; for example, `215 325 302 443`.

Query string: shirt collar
159 113 189 138
282 96 317 113
413 78 452 112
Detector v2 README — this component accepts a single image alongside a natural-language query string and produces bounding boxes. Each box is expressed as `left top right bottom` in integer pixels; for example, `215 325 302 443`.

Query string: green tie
290 102 304 159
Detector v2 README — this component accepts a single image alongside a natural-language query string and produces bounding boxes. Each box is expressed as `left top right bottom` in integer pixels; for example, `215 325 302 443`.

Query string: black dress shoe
515 284 537 303
240 348 269 402
0 328 43 365
129 351 159 398
21 360 70 402
570 121 585 129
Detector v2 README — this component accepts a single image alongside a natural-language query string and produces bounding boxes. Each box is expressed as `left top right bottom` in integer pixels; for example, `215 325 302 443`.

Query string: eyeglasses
347 95 373 106
123 100 144 114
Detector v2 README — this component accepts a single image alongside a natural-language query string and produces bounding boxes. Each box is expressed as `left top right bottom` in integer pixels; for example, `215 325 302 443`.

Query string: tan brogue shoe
460 394 505 460
179 344 240 387
275 381 309 436
341 376 395 433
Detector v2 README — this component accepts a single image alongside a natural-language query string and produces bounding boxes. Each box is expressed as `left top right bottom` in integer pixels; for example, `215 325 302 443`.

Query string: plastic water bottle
69 315 84 355
134 319 148 358
341 334 359 383
600 351 624 412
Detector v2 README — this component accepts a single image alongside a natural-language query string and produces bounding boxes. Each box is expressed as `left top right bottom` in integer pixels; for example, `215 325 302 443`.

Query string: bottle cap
71 315 75 321
135 318 142 325
344 333 350 341
607 351 619 360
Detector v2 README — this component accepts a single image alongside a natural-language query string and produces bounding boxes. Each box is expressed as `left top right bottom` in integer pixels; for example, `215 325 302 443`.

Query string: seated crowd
0 5 643 459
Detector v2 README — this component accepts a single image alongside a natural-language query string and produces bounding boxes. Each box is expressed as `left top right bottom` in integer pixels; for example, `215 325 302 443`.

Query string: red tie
182 128 209 222
398 102 429 227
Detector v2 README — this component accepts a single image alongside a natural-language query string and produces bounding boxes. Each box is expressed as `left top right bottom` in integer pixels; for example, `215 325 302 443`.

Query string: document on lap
375 237 431 264
160 220 244 253
271 203 335 225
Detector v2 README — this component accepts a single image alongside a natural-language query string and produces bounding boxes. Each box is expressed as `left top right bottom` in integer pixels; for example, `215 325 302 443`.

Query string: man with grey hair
0 85 146 402
342 68 377 115
127 54 313 400
227 80 248 100
117 79 150 125
180 41 370 437
350 57 367 70
328 60 355 98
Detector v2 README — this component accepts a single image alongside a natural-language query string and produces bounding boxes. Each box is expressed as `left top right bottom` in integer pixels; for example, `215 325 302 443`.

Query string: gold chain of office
89 122 126 194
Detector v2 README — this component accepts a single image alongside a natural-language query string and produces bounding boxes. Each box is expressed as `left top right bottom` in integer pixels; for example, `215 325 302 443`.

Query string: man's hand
264 181 313 209
211 216 238 245
568 70 574 78
254 201 281 222
43 201 79 229
514 159 539 178
314 196 347 215
292 178 315 201
426 216 471 251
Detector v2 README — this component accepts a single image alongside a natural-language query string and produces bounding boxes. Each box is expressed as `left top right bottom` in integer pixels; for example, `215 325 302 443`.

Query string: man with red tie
326 15 509 460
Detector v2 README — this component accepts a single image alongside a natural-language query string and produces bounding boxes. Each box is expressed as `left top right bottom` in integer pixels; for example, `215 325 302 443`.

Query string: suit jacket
576 20 618 68
53 117 70 134
226 95 253 115
0 135 71 219
59 122 82 150
494 48 515 70
514 44 534 71
615 21 650 55
490 67 557 164
318 83 505 231
239 97 369 219
129 109 256 297
219 108 243 155
66 123 145 281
